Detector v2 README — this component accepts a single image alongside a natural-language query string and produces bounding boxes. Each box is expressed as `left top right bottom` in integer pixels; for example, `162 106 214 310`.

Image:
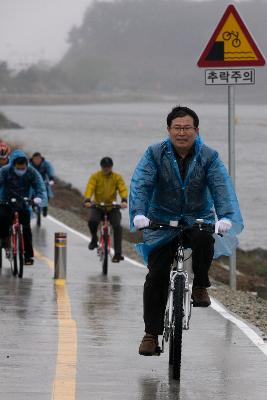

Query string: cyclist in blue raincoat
0 149 47 265
129 106 243 356
30 152 55 217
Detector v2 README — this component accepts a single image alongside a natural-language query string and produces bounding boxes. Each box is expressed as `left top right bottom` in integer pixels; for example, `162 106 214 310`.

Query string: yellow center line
34 249 54 270
35 248 77 400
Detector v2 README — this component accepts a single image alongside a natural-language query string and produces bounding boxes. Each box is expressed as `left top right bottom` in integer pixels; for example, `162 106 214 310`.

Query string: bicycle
93 202 121 275
32 179 52 227
222 30 241 47
32 203 42 227
142 219 215 380
0 198 33 278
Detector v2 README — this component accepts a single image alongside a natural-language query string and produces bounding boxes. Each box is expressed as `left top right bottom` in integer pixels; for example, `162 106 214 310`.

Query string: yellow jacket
84 170 128 204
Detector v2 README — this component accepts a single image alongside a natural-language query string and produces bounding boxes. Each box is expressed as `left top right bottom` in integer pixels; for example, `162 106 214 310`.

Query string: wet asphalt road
0 216 267 400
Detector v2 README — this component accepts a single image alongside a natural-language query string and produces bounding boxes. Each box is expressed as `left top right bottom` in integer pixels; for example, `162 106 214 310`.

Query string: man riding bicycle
0 149 47 265
30 152 55 217
84 157 128 263
129 106 243 355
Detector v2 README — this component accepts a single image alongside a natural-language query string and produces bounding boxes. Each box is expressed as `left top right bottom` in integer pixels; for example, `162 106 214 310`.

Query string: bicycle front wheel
232 38 241 47
102 232 109 275
172 275 185 380
15 230 24 278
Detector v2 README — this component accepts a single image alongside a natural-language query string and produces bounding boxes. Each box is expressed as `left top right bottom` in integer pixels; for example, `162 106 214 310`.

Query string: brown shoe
139 334 159 356
112 254 124 263
192 287 211 307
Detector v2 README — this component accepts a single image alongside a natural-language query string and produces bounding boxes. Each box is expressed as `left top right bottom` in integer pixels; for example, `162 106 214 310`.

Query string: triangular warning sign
197 4 265 67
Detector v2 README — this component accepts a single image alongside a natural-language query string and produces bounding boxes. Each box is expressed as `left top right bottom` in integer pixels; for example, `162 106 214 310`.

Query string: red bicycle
0 198 32 278
93 203 121 275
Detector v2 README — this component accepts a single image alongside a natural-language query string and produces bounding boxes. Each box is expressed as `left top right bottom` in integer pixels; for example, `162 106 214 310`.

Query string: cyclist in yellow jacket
84 157 128 262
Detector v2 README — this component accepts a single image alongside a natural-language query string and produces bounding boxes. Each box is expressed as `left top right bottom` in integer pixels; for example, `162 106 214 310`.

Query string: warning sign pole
228 84 236 289
198 4 266 290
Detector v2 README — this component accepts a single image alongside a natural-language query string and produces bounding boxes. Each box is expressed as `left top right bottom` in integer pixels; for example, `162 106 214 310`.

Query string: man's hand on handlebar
133 215 150 229
120 201 128 209
33 197 42 205
215 218 232 234
83 198 92 208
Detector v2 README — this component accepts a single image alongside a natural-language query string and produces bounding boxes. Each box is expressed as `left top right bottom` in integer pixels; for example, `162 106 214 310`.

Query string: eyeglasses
170 125 196 133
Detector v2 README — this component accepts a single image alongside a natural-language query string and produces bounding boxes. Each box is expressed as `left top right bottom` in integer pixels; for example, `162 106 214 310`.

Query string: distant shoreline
0 111 22 129
1 92 176 106
1 92 266 106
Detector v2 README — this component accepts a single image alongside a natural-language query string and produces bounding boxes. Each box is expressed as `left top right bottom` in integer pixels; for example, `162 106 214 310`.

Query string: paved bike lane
1 216 267 399
0 231 58 399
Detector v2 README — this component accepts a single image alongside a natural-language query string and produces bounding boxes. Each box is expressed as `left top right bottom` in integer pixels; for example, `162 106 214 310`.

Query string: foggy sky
0 0 264 69
0 0 93 68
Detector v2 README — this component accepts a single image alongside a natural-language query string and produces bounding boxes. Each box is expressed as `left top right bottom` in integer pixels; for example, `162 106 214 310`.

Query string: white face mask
14 168 27 176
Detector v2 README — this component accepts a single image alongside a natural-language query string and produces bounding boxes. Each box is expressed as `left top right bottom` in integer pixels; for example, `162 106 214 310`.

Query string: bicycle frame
92 202 121 275
11 210 25 257
98 212 112 258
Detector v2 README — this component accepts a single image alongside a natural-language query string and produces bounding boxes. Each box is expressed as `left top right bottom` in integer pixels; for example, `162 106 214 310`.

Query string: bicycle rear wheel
36 206 41 227
11 233 18 276
102 232 109 275
169 331 174 365
0 246 2 269
172 275 185 380
9 251 16 276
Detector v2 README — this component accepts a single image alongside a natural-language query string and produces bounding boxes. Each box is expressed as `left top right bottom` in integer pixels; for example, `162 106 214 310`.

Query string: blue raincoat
129 136 243 263
30 157 55 199
0 149 48 208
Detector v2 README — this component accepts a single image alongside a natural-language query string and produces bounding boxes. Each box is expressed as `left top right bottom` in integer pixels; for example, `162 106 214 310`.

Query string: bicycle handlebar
140 219 216 235
91 202 122 210
0 197 34 208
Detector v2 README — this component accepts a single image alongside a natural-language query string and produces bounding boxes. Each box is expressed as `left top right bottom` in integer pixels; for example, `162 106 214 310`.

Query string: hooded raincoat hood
10 149 28 166
129 136 243 263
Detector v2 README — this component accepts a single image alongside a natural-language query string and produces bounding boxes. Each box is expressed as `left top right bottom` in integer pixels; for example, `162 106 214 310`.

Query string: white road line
48 215 91 242
47 214 267 357
211 298 267 357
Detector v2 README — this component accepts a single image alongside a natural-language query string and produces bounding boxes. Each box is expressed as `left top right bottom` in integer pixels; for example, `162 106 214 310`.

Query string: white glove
133 215 150 229
33 197 42 205
215 218 232 234
49 180 54 186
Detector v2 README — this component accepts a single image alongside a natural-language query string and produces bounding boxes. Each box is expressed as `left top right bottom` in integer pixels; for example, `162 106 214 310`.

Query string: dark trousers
88 207 122 255
144 229 214 335
0 205 33 258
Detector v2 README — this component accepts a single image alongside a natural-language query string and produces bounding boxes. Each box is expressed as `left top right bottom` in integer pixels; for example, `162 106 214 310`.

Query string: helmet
0 141 10 159
100 157 113 168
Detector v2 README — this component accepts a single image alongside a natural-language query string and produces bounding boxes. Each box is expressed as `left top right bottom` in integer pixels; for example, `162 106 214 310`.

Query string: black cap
32 152 42 158
100 157 113 168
